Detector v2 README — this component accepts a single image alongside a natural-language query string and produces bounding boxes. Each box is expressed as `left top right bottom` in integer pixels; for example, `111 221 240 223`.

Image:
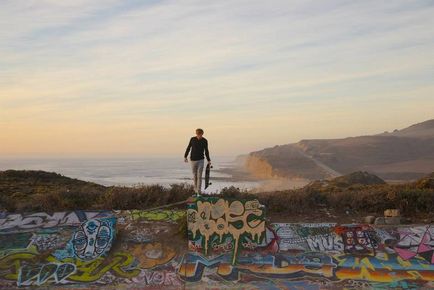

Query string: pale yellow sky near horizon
1 1 434 158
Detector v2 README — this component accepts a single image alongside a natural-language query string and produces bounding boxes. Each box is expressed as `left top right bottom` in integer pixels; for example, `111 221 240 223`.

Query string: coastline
216 166 310 191
0 156 309 192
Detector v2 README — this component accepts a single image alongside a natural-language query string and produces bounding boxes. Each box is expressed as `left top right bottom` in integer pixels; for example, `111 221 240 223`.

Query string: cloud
0 0 433 155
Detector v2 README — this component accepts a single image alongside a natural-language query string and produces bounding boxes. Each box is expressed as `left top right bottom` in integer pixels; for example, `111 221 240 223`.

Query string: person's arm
184 138 192 160
205 139 211 162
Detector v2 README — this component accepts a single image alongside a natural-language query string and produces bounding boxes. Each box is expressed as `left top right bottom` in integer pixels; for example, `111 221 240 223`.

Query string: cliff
241 119 434 181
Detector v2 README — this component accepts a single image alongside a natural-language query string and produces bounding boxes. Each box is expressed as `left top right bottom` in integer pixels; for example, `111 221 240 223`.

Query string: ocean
0 156 259 193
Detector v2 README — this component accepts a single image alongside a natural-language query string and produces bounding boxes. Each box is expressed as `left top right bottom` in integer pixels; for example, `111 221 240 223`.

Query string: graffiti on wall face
0 211 112 232
18 262 76 286
72 219 115 260
180 223 434 289
187 197 266 264
30 233 64 252
394 225 434 264
0 232 33 251
179 251 337 282
272 223 344 252
335 225 379 256
2 207 434 289
0 210 182 288
128 242 176 269
179 250 434 287
52 217 116 261
128 209 186 223
0 251 140 284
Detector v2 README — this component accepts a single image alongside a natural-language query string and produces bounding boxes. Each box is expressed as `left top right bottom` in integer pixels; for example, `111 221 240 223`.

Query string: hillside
242 119 434 180
0 170 433 223
0 170 193 212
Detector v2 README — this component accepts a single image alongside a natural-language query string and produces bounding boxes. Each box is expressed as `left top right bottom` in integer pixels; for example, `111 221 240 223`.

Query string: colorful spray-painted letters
187 197 266 263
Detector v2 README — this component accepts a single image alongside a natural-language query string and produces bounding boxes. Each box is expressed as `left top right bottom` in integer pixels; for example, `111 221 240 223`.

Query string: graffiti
394 225 434 264
129 209 186 223
335 225 379 256
65 251 141 282
0 211 112 231
129 242 176 269
17 262 76 286
187 197 266 264
179 252 236 282
210 236 234 252
52 217 116 261
179 252 336 282
72 219 115 260
0 209 186 288
293 223 337 237
271 223 383 255
132 270 182 286
30 234 62 252
179 251 434 284
188 240 203 253
122 222 173 243
306 235 344 252
0 233 32 252
241 226 279 253
181 222 434 288
0 251 140 283
1 207 434 289
334 253 434 282
272 223 343 252
0 252 39 281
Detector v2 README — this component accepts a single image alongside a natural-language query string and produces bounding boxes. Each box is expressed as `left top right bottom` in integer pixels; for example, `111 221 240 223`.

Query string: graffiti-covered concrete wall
0 210 185 289
0 198 433 289
184 223 434 288
185 197 434 289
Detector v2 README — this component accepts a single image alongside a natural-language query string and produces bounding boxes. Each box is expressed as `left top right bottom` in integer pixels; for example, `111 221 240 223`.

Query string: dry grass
0 170 433 219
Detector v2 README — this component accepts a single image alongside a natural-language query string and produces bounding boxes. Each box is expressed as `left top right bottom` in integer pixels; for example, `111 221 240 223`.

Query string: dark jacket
184 137 211 161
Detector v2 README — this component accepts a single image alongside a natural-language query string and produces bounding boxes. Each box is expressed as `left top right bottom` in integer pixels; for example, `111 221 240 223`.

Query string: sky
1 0 433 158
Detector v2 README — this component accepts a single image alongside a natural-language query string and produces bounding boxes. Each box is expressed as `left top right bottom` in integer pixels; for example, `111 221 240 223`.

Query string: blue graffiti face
72 219 113 260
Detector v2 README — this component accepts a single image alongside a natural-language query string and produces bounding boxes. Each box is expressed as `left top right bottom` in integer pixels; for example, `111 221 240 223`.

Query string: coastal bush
101 184 193 210
0 170 433 220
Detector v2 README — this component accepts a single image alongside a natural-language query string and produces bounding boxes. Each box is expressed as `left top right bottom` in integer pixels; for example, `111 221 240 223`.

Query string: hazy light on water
0 156 260 192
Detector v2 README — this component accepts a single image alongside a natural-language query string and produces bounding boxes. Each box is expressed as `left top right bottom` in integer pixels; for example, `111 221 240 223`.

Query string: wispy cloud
1 0 433 156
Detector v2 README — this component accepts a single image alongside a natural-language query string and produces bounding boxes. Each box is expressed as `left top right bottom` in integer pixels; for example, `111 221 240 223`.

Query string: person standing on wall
184 128 211 196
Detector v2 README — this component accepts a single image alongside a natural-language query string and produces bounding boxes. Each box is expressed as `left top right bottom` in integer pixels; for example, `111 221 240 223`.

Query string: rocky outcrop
329 171 385 187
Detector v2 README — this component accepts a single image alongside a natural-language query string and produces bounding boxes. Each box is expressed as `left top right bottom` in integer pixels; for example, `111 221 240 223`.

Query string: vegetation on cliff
0 170 193 212
0 170 433 222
